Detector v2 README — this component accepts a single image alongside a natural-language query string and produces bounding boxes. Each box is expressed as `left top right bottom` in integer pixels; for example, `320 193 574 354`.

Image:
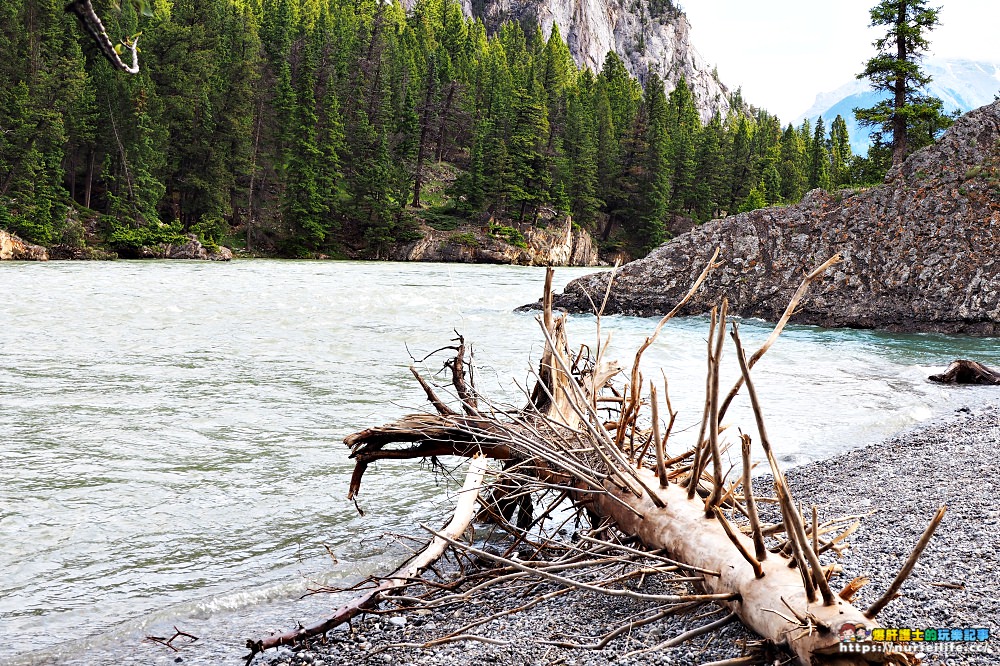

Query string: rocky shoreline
0 229 233 262
255 401 1000 666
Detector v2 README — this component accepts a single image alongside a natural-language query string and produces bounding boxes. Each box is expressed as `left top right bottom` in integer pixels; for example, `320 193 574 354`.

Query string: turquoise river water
1 260 998 665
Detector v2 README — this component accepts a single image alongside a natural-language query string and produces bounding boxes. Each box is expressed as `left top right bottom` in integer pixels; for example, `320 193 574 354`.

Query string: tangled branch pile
247 253 944 666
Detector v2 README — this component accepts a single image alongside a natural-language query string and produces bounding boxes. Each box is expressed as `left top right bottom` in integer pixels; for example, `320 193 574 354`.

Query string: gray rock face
407 0 729 122
547 100 1000 335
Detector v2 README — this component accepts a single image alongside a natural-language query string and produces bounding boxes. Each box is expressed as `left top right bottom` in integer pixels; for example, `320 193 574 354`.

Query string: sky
681 0 1000 123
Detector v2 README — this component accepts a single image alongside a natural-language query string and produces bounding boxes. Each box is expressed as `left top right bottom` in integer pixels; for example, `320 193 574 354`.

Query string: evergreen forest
1 0 885 258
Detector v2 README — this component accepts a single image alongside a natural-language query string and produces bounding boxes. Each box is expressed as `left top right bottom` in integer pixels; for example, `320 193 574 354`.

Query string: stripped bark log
250 258 940 665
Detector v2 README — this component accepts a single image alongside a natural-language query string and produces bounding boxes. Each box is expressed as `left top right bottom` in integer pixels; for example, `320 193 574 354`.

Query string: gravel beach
257 401 1000 666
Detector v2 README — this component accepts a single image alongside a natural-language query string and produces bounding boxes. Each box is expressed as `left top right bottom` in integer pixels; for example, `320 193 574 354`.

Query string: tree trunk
435 83 456 162
84 148 95 210
411 61 436 208
892 2 908 167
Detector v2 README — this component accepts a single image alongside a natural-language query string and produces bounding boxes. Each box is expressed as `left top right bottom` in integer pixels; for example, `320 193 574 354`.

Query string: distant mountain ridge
796 58 1000 153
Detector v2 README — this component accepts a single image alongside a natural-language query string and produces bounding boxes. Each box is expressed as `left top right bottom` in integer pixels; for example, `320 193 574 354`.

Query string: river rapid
1 260 997 665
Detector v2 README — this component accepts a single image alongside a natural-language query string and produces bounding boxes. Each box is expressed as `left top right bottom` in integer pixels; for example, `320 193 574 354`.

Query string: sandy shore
256 401 1000 666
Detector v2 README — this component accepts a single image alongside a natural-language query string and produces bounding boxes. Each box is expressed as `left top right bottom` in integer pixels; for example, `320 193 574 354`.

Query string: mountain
402 0 732 122
542 100 1000 335
796 58 1000 154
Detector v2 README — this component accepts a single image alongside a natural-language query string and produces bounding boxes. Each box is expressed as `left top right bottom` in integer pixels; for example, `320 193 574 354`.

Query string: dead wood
143 626 198 652
248 258 941 666
864 505 947 619
928 359 1000 384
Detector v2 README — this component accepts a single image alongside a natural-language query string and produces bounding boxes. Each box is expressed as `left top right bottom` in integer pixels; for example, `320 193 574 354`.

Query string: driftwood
928 359 1000 385
248 256 946 665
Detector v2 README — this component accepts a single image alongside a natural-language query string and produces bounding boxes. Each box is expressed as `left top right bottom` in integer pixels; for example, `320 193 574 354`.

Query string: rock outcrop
47 244 118 260
0 231 49 261
393 216 599 266
409 0 729 122
543 100 1000 335
139 234 233 261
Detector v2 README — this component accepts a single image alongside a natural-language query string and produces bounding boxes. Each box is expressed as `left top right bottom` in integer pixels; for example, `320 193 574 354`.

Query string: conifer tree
282 28 327 252
665 76 699 215
507 85 550 221
778 124 807 202
726 115 753 211
855 0 952 166
691 114 726 220
560 72 600 227
636 72 671 248
807 116 831 191
829 114 852 187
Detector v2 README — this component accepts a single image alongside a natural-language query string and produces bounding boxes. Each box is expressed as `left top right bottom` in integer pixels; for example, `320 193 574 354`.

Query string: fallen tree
247 254 944 665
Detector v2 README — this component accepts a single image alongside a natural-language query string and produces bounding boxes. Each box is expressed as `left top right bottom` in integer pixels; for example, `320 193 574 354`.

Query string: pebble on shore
260 403 1000 666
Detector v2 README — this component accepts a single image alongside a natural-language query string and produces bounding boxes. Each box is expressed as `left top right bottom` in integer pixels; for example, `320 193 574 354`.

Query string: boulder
0 230 49 261
541 100 1000 335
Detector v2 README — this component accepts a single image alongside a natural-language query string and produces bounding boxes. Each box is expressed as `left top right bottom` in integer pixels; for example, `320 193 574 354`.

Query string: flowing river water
2 260 998 665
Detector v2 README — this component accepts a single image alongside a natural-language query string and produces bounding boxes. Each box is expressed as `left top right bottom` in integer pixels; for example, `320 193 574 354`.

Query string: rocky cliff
0 231 48 261
392 216 599 266
407 0 730 122
544 100 1000 335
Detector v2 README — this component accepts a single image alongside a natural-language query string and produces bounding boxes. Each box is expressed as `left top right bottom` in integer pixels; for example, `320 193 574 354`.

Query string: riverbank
257 400 1000 666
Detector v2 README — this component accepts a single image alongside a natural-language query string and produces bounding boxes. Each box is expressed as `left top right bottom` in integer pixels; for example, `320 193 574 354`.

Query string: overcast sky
681 0 1000 122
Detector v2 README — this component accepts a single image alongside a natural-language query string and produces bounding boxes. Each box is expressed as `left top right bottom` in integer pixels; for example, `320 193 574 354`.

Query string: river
1 260 997 665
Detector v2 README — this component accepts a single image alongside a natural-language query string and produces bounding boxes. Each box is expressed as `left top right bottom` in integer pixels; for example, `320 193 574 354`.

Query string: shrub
448 232 479 248
107 218 186 252
488 222 528 249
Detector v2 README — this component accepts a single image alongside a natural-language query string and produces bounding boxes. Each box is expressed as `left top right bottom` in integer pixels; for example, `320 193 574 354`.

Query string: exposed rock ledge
392 216 599 266
138 234 233 261
0 231 48 261
541 100 1000 335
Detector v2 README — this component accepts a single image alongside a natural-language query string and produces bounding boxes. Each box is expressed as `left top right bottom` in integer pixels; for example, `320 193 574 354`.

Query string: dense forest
1 0 882 258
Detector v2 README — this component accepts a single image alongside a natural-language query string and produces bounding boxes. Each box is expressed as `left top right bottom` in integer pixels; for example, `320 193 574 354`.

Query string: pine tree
778 124 807 202
725 115 753 211
807 116 831 191
829 114 852 187
596 51 640 239
282 27 327 253
855 0 952 167
665 76 699 215
559 72 600 227
691 114 726 220
507 85 550 222
636 72 671 248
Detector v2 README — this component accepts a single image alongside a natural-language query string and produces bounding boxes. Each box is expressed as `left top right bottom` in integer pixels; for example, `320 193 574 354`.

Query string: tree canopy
1 0 890 258
854 0 954 168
